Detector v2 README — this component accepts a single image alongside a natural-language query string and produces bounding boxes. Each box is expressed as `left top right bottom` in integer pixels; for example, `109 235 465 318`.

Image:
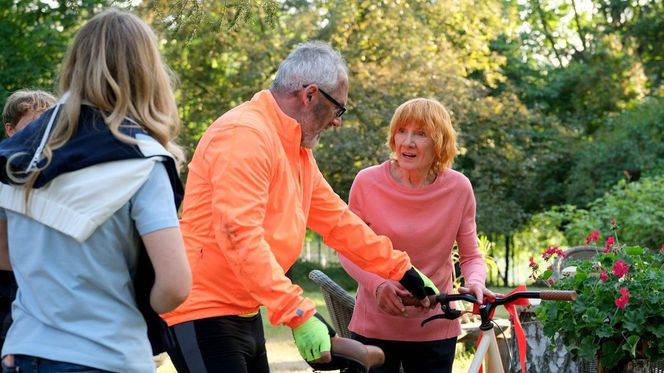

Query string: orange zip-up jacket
162 90 411 329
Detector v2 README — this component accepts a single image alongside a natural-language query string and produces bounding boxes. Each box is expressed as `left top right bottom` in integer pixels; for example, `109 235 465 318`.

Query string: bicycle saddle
307 337 385 373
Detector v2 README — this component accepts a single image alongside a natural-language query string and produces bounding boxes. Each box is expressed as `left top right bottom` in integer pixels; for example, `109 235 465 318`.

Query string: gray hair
271 41 348 93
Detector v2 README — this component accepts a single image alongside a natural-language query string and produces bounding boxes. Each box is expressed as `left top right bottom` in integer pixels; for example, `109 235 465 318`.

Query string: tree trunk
503 235 511 286
510 310 583 372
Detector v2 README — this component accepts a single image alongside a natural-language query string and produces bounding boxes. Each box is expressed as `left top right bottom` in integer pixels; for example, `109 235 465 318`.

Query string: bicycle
401 286 577 373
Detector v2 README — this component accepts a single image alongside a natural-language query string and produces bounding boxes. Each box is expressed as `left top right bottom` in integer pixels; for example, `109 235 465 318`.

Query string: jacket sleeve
338 173 389 298
456 180 486 287
306 168 411 282
206 126 315 328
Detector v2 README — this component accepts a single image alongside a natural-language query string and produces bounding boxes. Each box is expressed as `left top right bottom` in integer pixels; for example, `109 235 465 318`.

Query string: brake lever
420 308 463 326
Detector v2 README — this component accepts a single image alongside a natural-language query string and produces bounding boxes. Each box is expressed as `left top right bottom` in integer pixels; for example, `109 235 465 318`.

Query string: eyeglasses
302 85 347 118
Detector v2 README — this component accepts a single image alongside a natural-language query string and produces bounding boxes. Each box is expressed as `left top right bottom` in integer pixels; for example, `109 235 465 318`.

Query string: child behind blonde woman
2 90 56 137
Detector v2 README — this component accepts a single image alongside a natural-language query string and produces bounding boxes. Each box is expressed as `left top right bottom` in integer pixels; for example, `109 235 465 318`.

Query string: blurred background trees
2 0 662 285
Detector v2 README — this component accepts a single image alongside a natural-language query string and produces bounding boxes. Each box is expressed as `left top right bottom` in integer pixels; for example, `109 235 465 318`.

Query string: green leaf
599 340 625 368
595 324 614 338
622 335 640 358
624 246 644 256
623 310 646 332
649 322 664 338
578 336 599 361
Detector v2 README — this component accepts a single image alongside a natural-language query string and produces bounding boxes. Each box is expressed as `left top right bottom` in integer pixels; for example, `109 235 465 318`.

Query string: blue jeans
2 355 111 373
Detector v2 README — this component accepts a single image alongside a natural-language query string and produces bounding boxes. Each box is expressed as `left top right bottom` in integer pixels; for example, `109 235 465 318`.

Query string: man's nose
330 116 342 128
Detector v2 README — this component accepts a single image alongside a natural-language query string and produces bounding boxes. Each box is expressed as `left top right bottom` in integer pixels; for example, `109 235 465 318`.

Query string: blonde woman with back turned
0 8 191 372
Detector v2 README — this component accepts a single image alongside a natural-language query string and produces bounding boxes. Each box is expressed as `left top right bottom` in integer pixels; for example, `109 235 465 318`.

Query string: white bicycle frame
467 327 504 373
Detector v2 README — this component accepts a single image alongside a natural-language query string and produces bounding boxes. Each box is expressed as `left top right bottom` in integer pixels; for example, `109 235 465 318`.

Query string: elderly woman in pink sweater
339 97 494 373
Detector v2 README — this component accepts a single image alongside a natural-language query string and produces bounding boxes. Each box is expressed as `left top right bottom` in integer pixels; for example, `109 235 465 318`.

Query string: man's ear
301 85 318 106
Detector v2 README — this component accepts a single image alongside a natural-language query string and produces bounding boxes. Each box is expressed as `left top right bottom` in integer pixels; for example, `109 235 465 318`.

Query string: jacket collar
252 90 303 157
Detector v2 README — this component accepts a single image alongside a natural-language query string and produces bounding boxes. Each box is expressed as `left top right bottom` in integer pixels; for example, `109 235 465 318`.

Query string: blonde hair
3 90 56 128
19 8 183 192
387 98 458 176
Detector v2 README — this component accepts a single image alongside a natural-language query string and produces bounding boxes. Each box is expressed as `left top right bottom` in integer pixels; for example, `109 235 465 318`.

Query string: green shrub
566 97 664 206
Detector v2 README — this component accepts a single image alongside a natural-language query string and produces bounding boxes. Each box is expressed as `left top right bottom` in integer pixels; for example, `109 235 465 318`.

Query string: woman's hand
375 281 411 316
458 284 495 304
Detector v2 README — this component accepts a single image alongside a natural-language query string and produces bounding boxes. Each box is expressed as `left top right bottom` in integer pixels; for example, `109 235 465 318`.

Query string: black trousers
352 333 457 373
164 314 269 373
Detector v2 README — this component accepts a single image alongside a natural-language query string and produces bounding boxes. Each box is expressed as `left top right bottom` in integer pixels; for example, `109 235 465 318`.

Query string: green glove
399 266 440 299
292 313 332 361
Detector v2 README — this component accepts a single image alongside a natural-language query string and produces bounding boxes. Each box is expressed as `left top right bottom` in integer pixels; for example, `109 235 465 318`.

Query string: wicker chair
308 269 356 338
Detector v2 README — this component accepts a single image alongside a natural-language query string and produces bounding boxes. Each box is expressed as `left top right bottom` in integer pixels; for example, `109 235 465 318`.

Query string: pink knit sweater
339 161 486 341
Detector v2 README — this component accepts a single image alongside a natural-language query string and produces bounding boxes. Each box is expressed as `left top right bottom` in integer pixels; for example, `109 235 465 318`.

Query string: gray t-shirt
0 163 179 372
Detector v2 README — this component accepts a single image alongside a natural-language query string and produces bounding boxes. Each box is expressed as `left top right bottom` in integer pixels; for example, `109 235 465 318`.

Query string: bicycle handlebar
402 289 577 307
539 290 577 301
402 289 576 327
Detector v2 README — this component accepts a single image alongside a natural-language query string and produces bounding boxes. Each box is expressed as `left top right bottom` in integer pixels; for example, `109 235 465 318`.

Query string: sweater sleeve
306 169 411 282
456 179 486 287
338 171 389 297
206 127 315 328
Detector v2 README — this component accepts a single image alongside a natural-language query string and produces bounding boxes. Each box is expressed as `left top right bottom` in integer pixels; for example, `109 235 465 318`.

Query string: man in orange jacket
161 41 438 373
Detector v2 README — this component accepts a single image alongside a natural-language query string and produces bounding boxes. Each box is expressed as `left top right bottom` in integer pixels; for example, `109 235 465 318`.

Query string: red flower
605 236 615 248
603 236 615 253
599 271 609 282
529 256 539 271
548 278 555 286
612 260 630 278
615 287 631 309
541 246 566 261
615 296 629 309
586 230 600 244
660 244 664 253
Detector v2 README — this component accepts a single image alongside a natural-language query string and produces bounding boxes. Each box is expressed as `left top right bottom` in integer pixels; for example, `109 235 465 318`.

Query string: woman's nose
405 134 415 145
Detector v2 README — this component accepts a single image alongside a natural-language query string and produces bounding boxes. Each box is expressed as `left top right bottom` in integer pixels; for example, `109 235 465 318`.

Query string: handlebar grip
540 290 577 301
401 295 436 307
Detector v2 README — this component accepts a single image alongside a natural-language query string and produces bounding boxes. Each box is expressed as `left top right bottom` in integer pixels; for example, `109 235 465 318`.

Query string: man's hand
398 266 439 308
375 281 411 316
292 313 334 362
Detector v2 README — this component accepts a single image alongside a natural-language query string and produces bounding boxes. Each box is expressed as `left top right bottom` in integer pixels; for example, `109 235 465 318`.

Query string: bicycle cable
491 319 514 368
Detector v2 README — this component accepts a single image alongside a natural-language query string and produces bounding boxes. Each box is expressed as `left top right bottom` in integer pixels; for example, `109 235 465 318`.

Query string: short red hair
387 97 458 175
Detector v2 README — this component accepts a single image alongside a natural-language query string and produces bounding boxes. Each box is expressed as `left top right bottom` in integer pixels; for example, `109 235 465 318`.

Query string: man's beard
301 131 321 148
